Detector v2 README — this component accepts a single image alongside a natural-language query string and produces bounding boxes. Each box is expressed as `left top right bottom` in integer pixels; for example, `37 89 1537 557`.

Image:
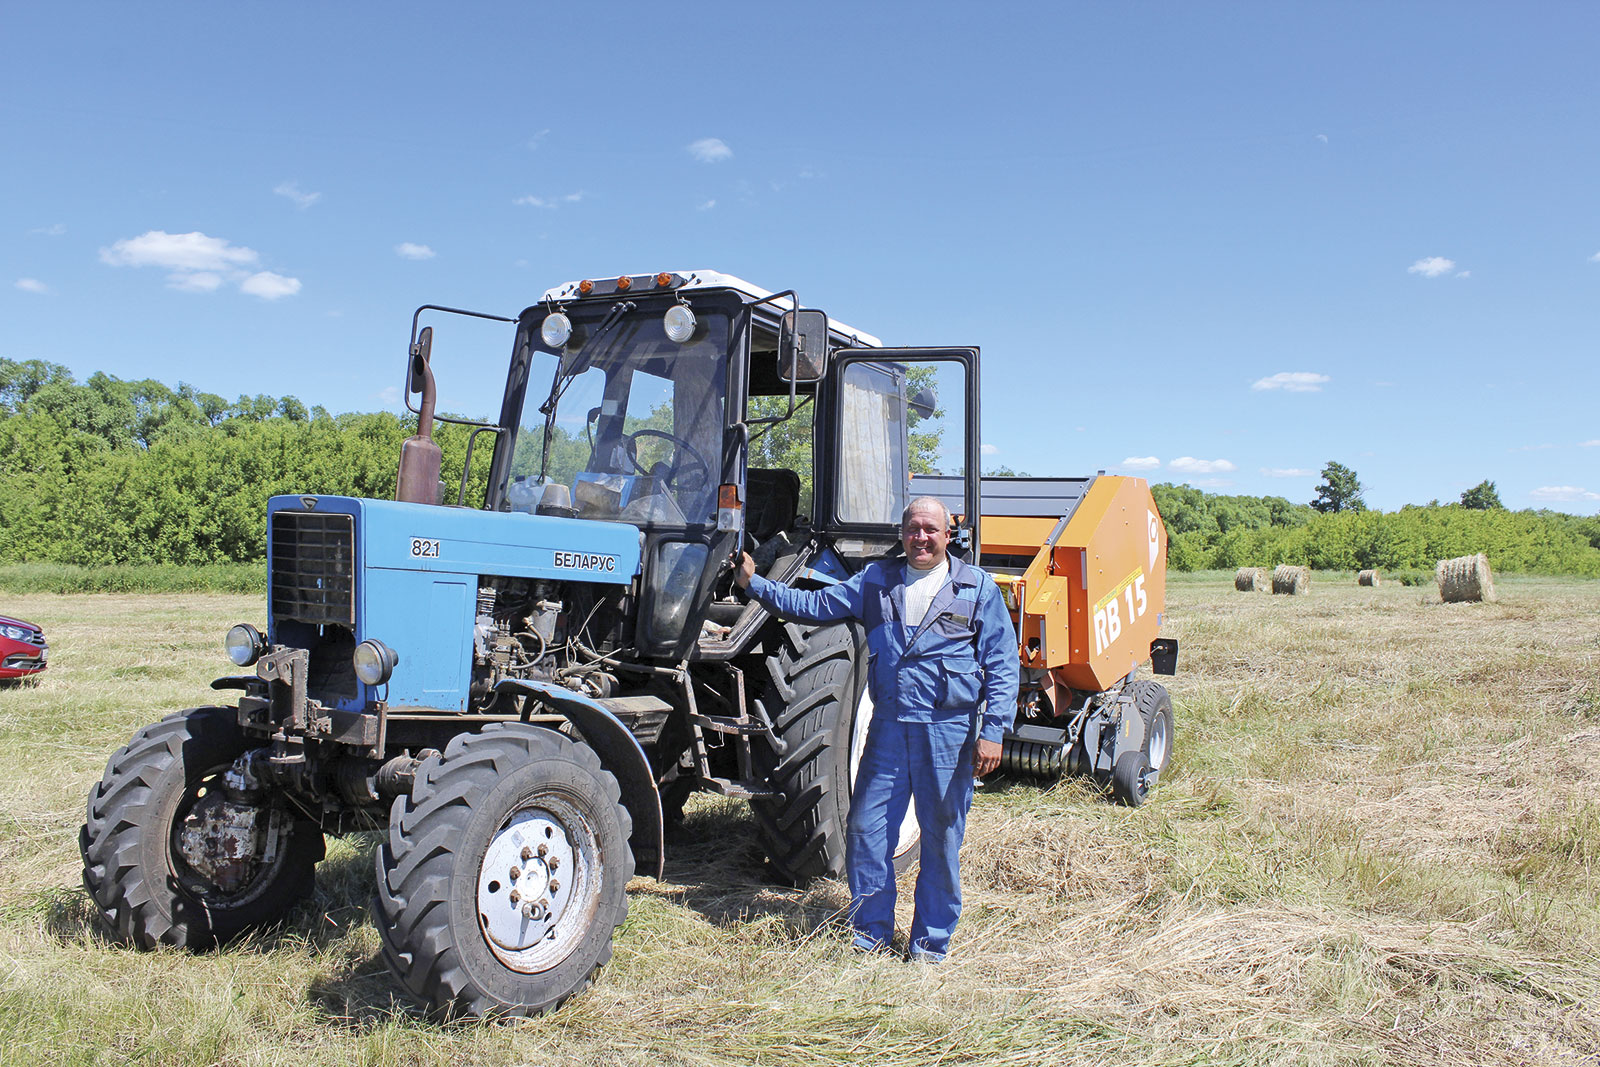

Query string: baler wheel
1110 681 1174 807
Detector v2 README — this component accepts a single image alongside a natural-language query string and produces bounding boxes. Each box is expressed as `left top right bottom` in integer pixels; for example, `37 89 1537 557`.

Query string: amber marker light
654 273 673 287
577 279 594 295
716 483 744 533
616 275 633 291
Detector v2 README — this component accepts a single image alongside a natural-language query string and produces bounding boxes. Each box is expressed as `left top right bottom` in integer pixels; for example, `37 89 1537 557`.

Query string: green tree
1460 480 1503 509
1310 461 1365 513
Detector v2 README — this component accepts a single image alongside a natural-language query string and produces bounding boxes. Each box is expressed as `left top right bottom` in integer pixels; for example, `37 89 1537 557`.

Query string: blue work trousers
846 714 977 960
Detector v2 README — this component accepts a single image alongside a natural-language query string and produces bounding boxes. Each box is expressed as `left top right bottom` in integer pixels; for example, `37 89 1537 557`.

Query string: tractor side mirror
408 326 434 394
908 385 937 420
778 309 829 383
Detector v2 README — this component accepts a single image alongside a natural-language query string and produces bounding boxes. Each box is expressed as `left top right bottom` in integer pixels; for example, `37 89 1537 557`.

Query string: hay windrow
1272 564 1310 595
1357 569 1380 587
1234 567 1266 592
1437 552 1496 603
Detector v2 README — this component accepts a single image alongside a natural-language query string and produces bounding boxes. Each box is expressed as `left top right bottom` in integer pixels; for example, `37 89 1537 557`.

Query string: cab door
815 348 982 560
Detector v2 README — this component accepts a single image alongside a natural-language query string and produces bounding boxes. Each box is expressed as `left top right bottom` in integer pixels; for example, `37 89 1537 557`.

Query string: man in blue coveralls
734 496 1020 961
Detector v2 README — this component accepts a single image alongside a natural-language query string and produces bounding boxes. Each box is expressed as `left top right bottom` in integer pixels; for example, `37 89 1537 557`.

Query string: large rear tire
79 707 324 948
750 621 920 884
373 723 632 1018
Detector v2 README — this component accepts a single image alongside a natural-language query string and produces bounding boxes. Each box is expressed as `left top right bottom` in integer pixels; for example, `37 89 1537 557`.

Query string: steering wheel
624 428 711 492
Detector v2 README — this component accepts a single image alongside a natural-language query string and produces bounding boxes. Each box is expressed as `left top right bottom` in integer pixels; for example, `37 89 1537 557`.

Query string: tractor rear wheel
374 723 632 1018
79 707 324 948
1110 681 1174 807
750 621 920 884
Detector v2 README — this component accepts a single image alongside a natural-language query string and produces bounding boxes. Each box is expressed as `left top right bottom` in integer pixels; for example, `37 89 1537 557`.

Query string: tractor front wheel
79 707 324 948
374 723 632 1018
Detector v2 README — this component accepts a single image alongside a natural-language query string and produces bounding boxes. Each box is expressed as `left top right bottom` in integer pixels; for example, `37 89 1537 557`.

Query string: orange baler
977 476 1177 802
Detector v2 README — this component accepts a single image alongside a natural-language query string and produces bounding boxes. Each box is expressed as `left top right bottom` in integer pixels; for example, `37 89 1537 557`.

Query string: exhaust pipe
396 326 443 504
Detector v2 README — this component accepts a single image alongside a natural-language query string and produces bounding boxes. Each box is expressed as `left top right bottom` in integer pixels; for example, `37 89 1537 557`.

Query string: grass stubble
0 575 1596 1066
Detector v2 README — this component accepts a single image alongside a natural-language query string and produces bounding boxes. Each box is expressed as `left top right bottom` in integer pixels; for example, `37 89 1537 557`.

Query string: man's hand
732 551 756 589
974 737 1002 778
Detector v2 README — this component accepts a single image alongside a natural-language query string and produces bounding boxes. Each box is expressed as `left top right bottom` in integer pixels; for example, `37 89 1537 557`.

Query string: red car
0 615 48 679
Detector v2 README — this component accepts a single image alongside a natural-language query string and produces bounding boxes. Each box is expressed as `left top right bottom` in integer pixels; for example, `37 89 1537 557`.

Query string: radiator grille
270 511 356 625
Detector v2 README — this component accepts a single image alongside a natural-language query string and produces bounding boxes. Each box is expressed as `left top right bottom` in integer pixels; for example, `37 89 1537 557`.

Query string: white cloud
395 242 435 260
377 385 401 405
1186 477 1234 488
239 271 301 300
697 199 717 211
14 278 49 294
30 223 66 236
1261 467 1315 477
101 230 259 272
1408 256 1457 278
1589 252 1600 264
688 137 733 163
168 271 223 293
103 230 300 299
1121 456 1161 470
1252 371 1330 393
514 192 583 209
1315 133 1328 143
1581 440 1600 447
527 128 551 150
980 443 999 455
1530 486 1600 503
1170 457 1237 474
274 181 321 209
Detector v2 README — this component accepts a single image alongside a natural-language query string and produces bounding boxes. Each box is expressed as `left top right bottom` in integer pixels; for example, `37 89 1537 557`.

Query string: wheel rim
848 690 920 860
170 767 291 906
476 795 602 973
1147 709 1170 772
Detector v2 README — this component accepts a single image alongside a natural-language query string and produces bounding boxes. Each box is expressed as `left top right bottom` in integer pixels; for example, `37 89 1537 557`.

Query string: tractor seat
745 468 800 543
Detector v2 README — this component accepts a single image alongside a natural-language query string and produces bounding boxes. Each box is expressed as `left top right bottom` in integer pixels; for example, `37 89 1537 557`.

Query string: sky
4 2 1597 514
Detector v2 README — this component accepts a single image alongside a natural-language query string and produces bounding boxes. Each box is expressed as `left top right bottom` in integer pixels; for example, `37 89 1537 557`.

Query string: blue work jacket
747 554 1021 744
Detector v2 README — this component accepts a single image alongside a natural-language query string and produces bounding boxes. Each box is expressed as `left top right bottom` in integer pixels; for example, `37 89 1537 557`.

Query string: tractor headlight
541 312 573 348
663 303 696 343
224 624 267 667
353 640 399 686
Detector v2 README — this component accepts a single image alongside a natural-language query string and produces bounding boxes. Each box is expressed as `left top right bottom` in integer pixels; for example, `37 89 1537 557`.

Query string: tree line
3 360 1598 575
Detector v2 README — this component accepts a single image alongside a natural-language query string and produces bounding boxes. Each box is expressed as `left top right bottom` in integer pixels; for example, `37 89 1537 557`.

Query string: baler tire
373 723 632 1019
750 621 918 885
1110 681 1174 807
79 707 324 949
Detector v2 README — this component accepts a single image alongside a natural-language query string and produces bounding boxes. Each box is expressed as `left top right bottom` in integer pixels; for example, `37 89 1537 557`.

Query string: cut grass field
1 572 1597 1065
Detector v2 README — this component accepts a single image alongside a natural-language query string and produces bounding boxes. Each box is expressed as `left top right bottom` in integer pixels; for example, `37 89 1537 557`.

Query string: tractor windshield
506 305 730 528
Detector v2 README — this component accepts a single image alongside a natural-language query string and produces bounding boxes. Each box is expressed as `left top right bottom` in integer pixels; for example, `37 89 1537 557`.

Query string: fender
492 678 664 878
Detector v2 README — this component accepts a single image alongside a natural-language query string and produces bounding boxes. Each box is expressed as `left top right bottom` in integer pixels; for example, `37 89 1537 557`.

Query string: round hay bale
1234 567 1266 592
1271 564 1310 595
1436 553 1495 603
1357 569 1380 587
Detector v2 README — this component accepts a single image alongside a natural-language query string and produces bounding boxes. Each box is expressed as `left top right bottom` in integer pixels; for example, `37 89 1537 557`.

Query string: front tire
373 723 632 1018
79 707 324 948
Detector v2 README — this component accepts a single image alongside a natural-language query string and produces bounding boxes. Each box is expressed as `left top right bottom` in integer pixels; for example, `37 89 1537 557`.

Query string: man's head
900 496 951 570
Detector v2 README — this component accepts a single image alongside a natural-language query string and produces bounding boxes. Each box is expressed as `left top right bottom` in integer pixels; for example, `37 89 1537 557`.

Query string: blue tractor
79 272 986 1017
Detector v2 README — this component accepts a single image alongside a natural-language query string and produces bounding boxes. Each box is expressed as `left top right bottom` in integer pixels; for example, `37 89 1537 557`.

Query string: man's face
901 504 950 569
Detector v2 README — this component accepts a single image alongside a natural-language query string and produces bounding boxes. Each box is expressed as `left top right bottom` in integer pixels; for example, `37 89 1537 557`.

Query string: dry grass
2 576 1598 1065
